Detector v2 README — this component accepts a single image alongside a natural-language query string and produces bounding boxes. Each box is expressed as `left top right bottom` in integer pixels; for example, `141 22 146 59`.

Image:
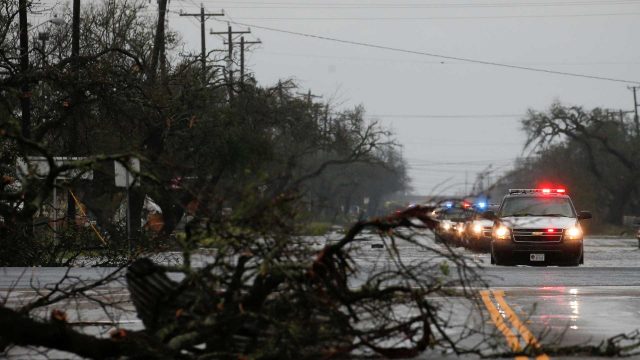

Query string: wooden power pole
19 0 30 139
211 25 250 94
180 4 224 78
629 86 640 134
223 36 261 85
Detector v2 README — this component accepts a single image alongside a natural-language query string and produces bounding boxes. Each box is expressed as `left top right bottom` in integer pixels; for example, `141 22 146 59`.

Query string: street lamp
29 17 65 64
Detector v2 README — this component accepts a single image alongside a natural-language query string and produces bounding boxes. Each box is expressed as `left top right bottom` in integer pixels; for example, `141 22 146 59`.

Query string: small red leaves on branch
109 329 127 340
50 309 67 323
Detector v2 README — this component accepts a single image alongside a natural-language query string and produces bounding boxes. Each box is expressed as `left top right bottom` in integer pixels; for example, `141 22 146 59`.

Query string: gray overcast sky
45 0 640 195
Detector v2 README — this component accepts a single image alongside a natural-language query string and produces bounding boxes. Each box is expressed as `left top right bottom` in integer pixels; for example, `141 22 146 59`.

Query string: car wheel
471 239 478 252
564 258 581 267
491 244 514 266
561 253 582 267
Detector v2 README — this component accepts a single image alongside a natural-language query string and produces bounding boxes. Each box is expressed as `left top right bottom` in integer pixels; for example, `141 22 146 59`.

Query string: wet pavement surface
1 235 639 359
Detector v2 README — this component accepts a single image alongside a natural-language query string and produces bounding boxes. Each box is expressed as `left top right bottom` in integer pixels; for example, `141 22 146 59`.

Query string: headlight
494 226 510 240
565 226 583 240
442 223 451 231
457 225 465 234
473 224 482 234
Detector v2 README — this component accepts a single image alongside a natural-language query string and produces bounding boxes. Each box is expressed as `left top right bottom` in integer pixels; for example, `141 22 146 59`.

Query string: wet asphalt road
472 236 640 359
1 235 639 359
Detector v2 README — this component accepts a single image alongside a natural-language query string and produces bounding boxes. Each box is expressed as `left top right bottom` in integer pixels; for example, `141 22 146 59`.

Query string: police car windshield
438 208 472 221
499 197 575 218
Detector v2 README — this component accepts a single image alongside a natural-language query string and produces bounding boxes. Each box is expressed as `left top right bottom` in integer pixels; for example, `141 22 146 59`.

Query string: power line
192 0 640 9
406 158 521 165
216 19 640 85
228 13 640 20
402 140 523 146
367 113 524 119
260 50 640 66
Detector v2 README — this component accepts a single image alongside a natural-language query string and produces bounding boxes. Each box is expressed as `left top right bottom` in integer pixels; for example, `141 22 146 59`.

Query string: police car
485 188 592 266
462 203 498 252
432 201 473 246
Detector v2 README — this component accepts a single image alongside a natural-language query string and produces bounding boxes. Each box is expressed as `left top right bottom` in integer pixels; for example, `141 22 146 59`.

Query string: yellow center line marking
479 290 522 353
481 289 550 360
493 290 550 360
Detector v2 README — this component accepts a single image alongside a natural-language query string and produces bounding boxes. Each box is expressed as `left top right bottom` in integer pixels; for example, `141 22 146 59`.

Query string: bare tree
522 102 639 225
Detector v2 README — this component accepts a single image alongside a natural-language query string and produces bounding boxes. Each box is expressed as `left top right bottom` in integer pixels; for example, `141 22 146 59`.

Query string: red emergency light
546 228 556 233
508 188 569 195
542 188 566 195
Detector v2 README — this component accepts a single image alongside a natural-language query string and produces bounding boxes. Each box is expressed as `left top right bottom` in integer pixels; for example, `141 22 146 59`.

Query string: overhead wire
193 0 640 9
367 114 525 119
225 13 640 20
260 50 640 67
213 18 640 85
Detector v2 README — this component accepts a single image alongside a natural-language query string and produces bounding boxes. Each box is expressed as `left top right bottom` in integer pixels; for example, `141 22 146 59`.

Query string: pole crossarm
223 40 261 45
210 30 251 35
210 26 251 95
179 5 224 77
179 9 224 18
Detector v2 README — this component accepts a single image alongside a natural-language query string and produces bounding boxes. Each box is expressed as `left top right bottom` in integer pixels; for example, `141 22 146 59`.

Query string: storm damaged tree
0 1 506 358
5 184 640 358
0 197 499 359
522 102 640 226
0 0 164 264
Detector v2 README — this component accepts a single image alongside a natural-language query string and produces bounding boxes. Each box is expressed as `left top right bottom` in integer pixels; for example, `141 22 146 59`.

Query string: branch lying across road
0 305 177 360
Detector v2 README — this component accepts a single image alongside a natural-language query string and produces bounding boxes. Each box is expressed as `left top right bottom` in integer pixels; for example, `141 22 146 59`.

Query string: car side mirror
482 210 497 220
578 211 592 220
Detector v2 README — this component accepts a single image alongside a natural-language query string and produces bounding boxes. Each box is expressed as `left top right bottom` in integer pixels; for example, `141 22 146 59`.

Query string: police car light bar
508 188 567 195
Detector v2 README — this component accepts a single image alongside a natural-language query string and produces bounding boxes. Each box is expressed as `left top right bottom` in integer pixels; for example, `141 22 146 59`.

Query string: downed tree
0 205 491 359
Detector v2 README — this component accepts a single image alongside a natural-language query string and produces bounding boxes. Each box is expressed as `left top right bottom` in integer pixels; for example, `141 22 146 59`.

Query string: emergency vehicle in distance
484 188 592 266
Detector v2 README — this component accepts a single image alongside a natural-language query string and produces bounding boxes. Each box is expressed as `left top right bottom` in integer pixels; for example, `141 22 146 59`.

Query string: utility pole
240 36 261 84
72 0 80 70
296 90 322 126
224 36 261 85
67 0 81 226
150 0 168 81
211 25 250 95
180 5 224 78
629 86 640 134
70 0 80 152
297 89 322 106
323 104 329 136
19 0 30 140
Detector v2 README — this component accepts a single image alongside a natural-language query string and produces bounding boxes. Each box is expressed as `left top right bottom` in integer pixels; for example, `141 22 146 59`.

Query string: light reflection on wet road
494 286 640 350
1 235 639 358
473 236 640 358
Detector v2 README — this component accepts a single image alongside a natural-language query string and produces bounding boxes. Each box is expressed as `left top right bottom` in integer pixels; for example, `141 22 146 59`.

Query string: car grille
512 228 563 242
482 226 492 237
